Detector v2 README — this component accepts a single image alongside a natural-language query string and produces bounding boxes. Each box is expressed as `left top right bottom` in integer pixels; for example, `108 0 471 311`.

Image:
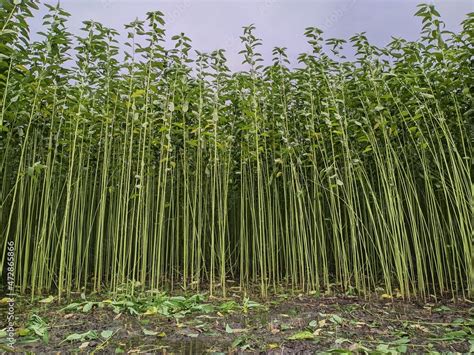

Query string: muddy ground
1 290 473 353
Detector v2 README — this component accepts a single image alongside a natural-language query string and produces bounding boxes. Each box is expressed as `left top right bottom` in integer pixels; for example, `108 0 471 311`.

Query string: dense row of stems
0 1 472 300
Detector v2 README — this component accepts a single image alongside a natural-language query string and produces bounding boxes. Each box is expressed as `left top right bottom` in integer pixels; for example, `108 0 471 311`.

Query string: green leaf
64 333 83 342
397 344 408 353
420 92 435 99
82 302 94 313
38 295 55 304
18 328 30 336
61 303 81 312
143 306 157 315
143 328 158 336
393 337 410 345
101 330 113 339
376 343 390 352
219 300 238 313
433 305 451 312
131 89 146 98
192 303 214 313
287 331 315 340
330 315 343 324
231 336 249 349
62 330 98 343
182 102 189 113
443 330 467 340
27 315 49 343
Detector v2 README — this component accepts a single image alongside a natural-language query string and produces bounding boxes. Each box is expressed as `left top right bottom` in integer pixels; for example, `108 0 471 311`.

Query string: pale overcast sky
28 0 473 70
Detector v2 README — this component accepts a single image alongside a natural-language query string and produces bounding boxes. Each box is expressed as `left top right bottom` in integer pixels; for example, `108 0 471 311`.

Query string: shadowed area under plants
0 0 473 352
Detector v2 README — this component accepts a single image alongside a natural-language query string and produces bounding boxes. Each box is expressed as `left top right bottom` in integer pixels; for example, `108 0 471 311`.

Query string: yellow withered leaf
39 295 55 303
143 306 158 315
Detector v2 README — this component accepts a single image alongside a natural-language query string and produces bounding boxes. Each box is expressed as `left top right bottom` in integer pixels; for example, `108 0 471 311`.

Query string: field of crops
0 0 473 352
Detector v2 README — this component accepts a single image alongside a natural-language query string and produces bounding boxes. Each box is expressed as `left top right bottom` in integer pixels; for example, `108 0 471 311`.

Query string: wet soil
1 292 473 353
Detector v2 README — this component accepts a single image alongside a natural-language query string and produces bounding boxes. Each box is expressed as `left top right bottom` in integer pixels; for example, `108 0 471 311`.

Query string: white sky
28 0 474 70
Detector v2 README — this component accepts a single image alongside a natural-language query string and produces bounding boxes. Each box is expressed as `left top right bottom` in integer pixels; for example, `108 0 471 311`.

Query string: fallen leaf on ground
287 331 315 340
143 329 158 336
79 342 89 349
39 295 55 303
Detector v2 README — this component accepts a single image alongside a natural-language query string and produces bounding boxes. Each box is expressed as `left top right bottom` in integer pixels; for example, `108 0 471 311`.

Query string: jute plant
0 1 472 300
